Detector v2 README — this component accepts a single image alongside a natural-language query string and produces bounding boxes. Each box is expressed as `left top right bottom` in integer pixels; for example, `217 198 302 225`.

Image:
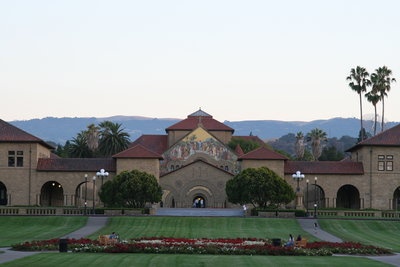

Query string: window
377 155 394 171
8 151 23 167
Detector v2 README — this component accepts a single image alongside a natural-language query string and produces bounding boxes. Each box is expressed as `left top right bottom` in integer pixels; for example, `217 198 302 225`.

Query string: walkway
0 216 109 265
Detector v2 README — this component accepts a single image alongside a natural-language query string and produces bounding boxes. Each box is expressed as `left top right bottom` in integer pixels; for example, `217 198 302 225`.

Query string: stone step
155 208 244 217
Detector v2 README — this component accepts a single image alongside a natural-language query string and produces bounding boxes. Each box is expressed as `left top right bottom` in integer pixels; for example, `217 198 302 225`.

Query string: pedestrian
284 234 294 247
314 222 318 233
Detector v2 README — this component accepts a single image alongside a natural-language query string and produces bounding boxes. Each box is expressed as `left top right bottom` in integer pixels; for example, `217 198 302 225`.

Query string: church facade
1 109 400 211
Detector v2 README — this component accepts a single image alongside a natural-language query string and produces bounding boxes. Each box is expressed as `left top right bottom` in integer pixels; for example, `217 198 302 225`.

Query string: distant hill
9 116 399 145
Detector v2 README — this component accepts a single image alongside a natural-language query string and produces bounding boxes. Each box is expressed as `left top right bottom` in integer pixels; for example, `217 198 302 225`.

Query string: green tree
98 121 131 157
306 128 327 161
69 131 92 158
365 90 380 135
85 123 100 154
295 132 305 160
347 66 371 141
99 169 162 208
228 137 261 154
319 146 344 161
370 66 396 132
226 167 295 209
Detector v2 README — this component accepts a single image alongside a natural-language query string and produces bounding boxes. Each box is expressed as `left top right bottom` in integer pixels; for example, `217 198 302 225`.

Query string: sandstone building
1 109 399 211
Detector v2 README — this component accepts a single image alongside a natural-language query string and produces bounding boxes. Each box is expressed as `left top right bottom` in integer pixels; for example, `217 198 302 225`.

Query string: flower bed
11 237 392 256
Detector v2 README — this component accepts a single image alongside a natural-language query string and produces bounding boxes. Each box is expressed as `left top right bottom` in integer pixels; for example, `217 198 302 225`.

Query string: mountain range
9 116 400 145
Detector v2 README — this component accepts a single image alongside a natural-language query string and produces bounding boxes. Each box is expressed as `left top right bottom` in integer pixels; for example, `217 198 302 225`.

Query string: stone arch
336 184 360 209
186 185 212 208
393 187 400 211
0 182 7 205
304 183 325 210
75 181 89 208
40 181 64 206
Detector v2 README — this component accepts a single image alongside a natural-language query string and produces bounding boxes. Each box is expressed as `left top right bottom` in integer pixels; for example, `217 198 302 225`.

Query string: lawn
0 253 391 267
318 219 400 252
0 216 397 267
88 216 316 241
0 216 87 247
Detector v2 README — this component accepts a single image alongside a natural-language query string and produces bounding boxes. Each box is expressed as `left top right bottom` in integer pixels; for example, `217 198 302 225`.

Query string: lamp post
92 176 96 215
306 179 309 216
314 177 318 218
96 169 109 188
84 174 88 215
292 171 305 209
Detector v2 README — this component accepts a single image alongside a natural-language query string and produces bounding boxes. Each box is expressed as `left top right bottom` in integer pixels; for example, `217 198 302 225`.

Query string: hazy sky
1 1 399 122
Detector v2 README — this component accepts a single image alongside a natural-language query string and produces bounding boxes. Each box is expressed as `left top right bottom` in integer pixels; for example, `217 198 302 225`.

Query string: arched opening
0 182 7 205
304 184 325 210
393 187 400 211
75 181 89 208
192 196 206 208
336 184 360 209
40 181 64 206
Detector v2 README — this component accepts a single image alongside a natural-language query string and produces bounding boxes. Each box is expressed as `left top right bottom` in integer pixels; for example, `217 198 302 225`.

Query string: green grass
318 219 400 252
0 253 390 267
0 216 87 247
88 216 316 241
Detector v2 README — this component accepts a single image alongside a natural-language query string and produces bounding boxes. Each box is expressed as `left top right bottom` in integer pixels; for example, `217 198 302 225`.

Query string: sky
1 0 400 123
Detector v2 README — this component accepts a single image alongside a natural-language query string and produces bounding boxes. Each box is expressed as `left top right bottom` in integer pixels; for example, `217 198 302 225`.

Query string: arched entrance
0 182 7 205
336 185 360 209
75 181 88 208
304 184 325 210
192 196 206 208
393 187 400 211
40 181 64 206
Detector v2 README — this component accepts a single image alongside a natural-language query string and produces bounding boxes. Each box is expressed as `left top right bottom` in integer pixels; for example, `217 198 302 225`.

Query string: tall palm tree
85 124 100 153
69 131 92 158
365 90 380 135
307 128 327 161
295 132 305 160
370 66 396 132
347 66 371 141
98 121 131 157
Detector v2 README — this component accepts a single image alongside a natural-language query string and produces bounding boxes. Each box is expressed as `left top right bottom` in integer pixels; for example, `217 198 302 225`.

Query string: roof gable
347 123 400 151
113 144 163 159
129 134 168 155
0 119 53 148
166 109 234 132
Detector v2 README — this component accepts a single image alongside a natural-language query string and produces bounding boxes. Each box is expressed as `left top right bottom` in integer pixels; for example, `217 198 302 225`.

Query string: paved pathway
0 216 109 265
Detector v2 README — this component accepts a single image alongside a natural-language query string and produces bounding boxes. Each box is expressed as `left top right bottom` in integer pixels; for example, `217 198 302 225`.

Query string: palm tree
347 66 371 141
370 66 396 132
98 121 131 157
365 90 380 135
307 128 327 161
69 131 92 158
85 124 100 154
295 132 305 160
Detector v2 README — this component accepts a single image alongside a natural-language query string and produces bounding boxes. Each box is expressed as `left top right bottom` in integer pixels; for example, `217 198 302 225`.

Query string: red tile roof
113 144 163 159
285 161 364 175
37 158 116 172
129 134 168 155
234 144 244 157
239 146 288 160
0 119 53 149
347 123 400 151
166 111 234 132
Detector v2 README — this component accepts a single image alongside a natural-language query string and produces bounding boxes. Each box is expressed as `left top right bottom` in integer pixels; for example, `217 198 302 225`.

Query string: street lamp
314 177 318 218
92 176 96 215
292 171 305 192
306 179 309 216
292 171 305 209
96 169 109 188
84 174 88 215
